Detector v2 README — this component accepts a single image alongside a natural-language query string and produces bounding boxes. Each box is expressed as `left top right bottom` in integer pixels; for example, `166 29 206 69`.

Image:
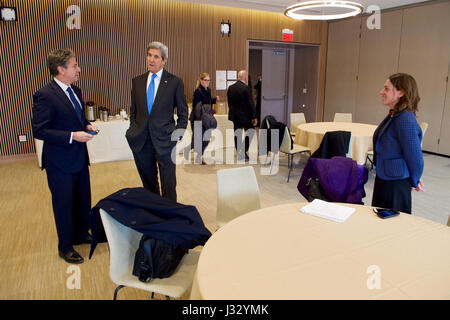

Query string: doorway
248 40 320 127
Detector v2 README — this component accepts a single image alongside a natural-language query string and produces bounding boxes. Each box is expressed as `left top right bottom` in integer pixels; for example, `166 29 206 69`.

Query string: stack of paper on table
300 199 355 223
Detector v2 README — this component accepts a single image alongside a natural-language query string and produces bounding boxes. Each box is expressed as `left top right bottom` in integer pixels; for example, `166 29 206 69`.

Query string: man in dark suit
32 49 98 264
126 41 188 202
227 70 257 161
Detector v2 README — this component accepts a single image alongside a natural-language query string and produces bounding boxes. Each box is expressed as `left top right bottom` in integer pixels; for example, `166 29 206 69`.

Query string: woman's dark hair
388 73 420 115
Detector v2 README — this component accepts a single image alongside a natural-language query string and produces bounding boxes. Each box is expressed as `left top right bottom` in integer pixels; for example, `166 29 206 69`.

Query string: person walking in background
227 70 257 161
126 41 188 202
372 73 425 214
32 49 98 264
190 72 219 164
254 75 262 126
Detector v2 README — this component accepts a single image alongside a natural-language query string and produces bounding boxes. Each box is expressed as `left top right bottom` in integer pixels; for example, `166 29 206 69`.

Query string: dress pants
46 164 91 253
190 120 211 160
132 137 177 202
233 121 254 159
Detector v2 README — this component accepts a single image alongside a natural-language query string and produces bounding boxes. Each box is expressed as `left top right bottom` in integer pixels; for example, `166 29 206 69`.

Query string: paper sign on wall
216 70 227 90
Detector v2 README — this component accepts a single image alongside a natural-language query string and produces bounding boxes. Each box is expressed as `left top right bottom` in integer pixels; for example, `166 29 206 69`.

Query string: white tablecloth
35 116 234 167
35 119 133 167
86 120 133 163
207 114 235 150
191 202 450 299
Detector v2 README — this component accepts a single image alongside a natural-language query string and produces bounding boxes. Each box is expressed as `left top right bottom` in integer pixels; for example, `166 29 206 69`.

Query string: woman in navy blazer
189 72 219 163
372 73 425 214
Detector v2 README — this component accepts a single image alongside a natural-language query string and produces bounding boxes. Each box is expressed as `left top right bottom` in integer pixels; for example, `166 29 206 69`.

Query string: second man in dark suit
227 70 257 161
32 49 98 264
126 41 188 202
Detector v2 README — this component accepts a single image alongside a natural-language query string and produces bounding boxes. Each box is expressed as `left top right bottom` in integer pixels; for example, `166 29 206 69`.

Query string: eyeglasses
203 79 211 82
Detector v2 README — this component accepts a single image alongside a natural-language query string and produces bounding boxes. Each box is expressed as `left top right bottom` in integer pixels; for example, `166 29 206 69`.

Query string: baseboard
0 153 36 164
422 150 450 158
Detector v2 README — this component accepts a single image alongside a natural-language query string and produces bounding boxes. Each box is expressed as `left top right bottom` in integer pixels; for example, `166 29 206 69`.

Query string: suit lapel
50 80 82 122
153 69 169 108
138 72 149 115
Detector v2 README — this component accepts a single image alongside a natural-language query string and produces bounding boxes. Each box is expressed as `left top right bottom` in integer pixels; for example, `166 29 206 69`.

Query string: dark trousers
46 164 91 253
190 120 211 158
233 121 254 159
132 137 177 202
372 176 412 214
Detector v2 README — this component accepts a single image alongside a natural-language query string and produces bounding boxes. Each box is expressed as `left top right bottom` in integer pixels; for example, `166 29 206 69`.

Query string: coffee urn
86 101 96 121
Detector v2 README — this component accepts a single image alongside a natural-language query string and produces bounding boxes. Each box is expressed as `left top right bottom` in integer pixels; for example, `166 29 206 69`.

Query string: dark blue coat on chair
311 130 351 159
89 188 211 258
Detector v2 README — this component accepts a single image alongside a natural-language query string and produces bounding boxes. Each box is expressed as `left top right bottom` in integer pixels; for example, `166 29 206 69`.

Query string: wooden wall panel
0 0 326 157
355 11 403 125
398 1 450 153
323 17 361 122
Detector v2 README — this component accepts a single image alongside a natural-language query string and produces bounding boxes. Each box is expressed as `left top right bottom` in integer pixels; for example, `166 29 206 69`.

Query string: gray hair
147 41 168 61
47 49 75 76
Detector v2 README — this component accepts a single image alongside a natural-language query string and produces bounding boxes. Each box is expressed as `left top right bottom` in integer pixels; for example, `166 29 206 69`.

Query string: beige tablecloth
191 203 450 299
294 122 377 165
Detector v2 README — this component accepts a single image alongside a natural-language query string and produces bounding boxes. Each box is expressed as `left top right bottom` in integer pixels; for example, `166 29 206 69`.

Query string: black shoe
73 235 92 245
59 249 84 264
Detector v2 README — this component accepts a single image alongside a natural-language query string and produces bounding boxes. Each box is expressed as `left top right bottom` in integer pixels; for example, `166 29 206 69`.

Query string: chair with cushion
333 113 352 122
279 126 311 182
289 112 306 138
99 209 200 300
216 166 261 229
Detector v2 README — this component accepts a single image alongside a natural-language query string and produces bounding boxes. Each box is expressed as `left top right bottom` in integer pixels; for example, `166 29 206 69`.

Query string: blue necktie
67 87 83 123
147 73 157 115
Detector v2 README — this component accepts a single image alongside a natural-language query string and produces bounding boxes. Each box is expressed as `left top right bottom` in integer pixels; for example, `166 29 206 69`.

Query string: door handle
262 95 285 101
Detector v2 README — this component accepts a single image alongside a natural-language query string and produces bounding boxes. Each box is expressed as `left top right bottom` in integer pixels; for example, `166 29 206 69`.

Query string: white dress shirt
146 68 164 101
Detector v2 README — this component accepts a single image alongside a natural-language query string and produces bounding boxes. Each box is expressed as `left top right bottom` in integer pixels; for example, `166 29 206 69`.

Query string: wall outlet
18 135 27 142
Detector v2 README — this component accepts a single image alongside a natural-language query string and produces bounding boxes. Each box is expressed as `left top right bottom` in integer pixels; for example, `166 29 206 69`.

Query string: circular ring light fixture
285 1 364 20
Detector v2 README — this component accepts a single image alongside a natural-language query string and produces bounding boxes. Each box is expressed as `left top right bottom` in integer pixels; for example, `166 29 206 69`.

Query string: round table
190 203 450 299
294 122 377 165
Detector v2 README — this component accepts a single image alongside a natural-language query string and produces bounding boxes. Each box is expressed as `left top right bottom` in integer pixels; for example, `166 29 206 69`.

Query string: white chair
420 122 428 148
216 166 261 229
279 126 311 182
333 113 352 122
289 112 306 138
99 209 200 300
365 150 374 170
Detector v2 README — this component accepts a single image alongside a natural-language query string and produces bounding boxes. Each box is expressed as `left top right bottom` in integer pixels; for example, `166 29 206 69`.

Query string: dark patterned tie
67 86 83 123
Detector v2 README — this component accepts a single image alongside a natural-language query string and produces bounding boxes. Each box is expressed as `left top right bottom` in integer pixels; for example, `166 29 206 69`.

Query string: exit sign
282 29 293 42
